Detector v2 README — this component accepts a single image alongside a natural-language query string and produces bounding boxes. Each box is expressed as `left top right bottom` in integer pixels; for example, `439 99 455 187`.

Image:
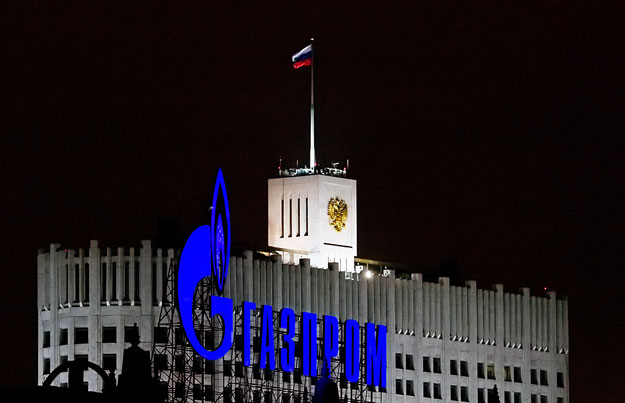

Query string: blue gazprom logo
177 170 387 387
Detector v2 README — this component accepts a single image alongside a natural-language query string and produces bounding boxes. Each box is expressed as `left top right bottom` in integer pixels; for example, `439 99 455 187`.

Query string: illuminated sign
177 170 387 387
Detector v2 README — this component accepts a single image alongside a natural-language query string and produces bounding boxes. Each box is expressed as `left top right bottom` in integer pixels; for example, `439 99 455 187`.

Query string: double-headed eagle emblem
327 197 348 232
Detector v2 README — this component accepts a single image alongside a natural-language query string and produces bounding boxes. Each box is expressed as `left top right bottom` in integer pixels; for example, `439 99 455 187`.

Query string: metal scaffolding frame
152 258 383 403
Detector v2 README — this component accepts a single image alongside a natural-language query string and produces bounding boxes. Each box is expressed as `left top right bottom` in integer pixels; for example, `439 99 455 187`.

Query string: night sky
2 2 624 401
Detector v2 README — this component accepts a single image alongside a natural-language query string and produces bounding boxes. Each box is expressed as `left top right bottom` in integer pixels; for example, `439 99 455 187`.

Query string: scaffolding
152 258 382 403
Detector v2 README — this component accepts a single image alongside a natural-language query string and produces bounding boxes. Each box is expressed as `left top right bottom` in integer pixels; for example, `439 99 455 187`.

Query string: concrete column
504 293 510 346
243 251 253 302
431 282 437 336
556 299 563 352
301 259 311 313
408 278 415 334
295 261 304 314
402 280 409 332
339 274 347 321
467 281 477 343
412 273 422 338
310 266 318 314
489 290 496 344
435 282 441 337
380 276 388 328
450 286 457 340
367 273 374 323
253 258 260 305
495 285 505 379
536 295 542 349
462 286 469 341
116 248 124 305
386 272 396 340
395 279 402 333
129 248 136 304
259 260 267 306
68 250 76 305
346 276 353 320
49 244 61 375
140 240 152 315
330 264 340 318
282 264 290 308
155 248 163 305
78 249 86 305
477 289 484 343
320 266 327 316
510 293 517 347
530 296 536 348
423 282 430 336
515 294 522 347
359 272 368 324
374 276 381 326
440 277 450 342
456 286 462 340
542 297 549 351
562 296 569 352
272 255 282 310
521 288 530 351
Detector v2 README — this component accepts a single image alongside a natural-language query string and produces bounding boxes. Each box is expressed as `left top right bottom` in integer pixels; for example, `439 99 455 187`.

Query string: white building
37 170 569 403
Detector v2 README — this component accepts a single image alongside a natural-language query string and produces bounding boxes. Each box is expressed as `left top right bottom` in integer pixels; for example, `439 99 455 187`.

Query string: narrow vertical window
289 198 292 237
297 198 301 236
305 197 309 236
280 199 284 238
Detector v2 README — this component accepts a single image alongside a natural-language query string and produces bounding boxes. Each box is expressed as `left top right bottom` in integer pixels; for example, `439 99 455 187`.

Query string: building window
557 398 563 403
59 328 68 345
478 388 485 403
154 354 167 371
504 365 512 381
395 379 403 395
504 391 511 403
540 395 548 403
540 370 549 386
102 354 116 372
557 372 564 388
175 382 184 399
193 384 203 401
531 394 538 403
43 331 50 348
297 198 301 236
103 326 116 343
461 386 469 402
43 358 50 374
280 199 284 238
487 363 495 379
406 380 415 396
531 369 538 385
460 360 469 377
433 357 442 373
154 327 168 344
514 366 522 383
423 356 431 372
423 382 431 398
450 359 458 375
193 356 203 372
433 383 442 399
395 353 403 369
74 327 88 344
514 392 522 403
124 326 137 343
175 355 184 372
477 362 485 378
451 385 458 401
289 198 292 237
406 354 415 370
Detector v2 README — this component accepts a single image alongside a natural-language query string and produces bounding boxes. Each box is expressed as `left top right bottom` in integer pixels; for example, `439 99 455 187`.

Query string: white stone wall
38 245 569 403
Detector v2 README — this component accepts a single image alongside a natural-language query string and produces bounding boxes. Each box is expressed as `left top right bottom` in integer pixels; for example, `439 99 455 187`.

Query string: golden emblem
327 197 348 232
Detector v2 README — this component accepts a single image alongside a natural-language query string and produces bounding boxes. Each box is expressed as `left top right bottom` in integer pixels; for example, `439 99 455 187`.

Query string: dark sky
2 2 624 401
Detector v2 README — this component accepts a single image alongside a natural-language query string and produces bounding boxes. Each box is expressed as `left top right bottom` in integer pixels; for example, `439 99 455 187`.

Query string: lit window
487 363 495 379
395 379 403 395
395 353 403 369
423 356 431 372
477 362 485 378
450 359 458 375
504 365 512 381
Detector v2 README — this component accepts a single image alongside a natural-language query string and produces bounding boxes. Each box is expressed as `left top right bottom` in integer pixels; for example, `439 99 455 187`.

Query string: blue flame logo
177 169 234 360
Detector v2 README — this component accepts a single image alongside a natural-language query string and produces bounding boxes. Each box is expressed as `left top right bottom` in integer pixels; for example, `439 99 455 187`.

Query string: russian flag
292 44 312 69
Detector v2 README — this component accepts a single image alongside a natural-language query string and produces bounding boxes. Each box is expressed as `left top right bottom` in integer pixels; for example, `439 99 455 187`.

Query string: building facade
37 242 569 403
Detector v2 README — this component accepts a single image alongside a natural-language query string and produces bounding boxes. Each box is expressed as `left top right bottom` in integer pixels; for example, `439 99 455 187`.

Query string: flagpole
309 38 315 172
